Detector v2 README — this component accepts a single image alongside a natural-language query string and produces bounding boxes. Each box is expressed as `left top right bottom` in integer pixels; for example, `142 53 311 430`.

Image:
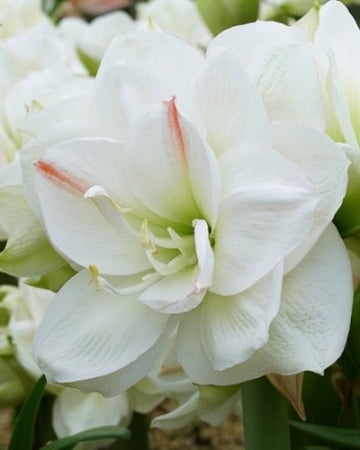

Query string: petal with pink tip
34 138 150 275
127 100 220 227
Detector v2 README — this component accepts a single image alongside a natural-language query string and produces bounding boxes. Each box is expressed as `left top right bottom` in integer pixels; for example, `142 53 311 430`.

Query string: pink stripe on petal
35 160 89 194
164 96 187 164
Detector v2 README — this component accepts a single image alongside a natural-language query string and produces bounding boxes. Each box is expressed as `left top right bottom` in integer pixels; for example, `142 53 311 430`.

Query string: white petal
53 388 130 437
197 384 242 426
177 224 353 385
151 393 199 430
212 181 316 295
271 121 349 272
99 29 204 94
127 100 220 227
34 138 150 275
68 322 176 396
218 144 316 200
20 119 92 220
139 265 206 314
89 61 166 140
33 270 172 384
314 0 360 146
194 47 270 155
0 160 28 237
177 265 282 372
193 219 214 291
209 21 324 130
128 378 164 414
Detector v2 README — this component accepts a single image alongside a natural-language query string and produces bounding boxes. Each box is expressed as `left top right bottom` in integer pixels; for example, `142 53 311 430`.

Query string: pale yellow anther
145 17 159 31
160 365 183 376
141 219 150 246
141 219 157 254
88 264 101 291
25 99 45 114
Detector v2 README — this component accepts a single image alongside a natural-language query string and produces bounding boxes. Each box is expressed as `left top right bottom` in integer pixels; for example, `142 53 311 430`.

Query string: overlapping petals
177 225 352 385
31 27 352 395
209 21 325 130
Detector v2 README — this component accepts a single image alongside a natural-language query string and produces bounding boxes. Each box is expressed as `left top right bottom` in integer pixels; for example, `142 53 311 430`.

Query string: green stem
129 413 149 450
242 377 291 450
115 413 149 450
353 394 360 431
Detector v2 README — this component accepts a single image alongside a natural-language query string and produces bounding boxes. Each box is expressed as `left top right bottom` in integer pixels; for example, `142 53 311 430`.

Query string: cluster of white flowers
0 0 359 445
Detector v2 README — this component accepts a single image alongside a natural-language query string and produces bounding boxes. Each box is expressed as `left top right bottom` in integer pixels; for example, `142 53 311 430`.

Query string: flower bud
196 0 259 34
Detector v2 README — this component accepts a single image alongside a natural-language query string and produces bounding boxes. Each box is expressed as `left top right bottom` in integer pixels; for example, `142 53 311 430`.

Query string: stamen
84 185 131 214
88 265 101 291
160 365 183 375
141 219 157 254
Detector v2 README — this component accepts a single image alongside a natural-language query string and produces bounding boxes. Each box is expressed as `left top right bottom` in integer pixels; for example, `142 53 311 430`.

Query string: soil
0 409 13 449
0 406 245 450
149 412 244 450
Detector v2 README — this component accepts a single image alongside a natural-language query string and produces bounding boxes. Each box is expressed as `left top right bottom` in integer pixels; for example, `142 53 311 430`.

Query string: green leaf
41 0 67 17
39 426 131 450
77 48 100 77
341 286 360 377
301 447 336 450
334 148 360 238
27 264 77 292
242 377 291 450
8 375 47 450
290 421 360 448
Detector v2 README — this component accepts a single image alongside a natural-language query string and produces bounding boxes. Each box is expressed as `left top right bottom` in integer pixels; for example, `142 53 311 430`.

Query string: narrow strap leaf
39 425 131 450
290 421 360 448
8 375 47 450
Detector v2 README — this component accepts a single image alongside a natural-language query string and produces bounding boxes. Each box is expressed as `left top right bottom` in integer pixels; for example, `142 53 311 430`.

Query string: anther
88 265 101 291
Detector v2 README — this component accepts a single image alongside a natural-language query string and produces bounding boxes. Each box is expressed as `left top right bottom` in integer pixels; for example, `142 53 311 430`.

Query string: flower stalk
242 376 291 450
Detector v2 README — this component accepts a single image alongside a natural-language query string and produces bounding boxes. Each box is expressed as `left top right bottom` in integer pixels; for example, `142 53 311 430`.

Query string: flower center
141 218 199 277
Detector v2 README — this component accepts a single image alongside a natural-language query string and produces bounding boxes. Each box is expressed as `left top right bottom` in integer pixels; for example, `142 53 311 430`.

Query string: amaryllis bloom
58 11 136 64
31 28 352 394
299 0 360 238
136 0 212 48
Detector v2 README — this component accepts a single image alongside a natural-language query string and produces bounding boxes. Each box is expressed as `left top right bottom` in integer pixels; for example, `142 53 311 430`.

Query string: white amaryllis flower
298 0 360 148
31 28 352 394
136 0 212 48
297 0 360 238
58 11 136 66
